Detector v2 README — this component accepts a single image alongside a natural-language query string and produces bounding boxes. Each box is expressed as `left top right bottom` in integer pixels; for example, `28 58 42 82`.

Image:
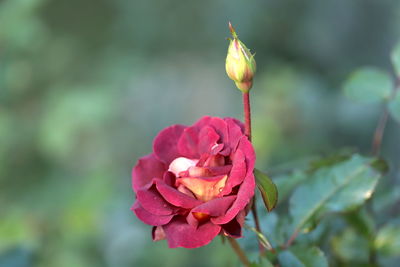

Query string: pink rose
131 116 256 248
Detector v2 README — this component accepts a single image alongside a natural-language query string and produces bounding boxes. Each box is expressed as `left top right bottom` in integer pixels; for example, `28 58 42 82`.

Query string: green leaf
274 171 308 202
289 154 381 232
388 90 400 123
308 153 351 172
278 246 328 267
250 257 274 267
343 67 393 103
374 223 400 256
345 208 375 238
372 185 400 213
391 42 400 76
258 212 292 247
370 158 389 174
331 228 370 263
254 169 278 211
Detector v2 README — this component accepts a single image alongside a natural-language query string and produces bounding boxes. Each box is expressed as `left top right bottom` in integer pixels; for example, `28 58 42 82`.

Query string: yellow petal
177 175 228 202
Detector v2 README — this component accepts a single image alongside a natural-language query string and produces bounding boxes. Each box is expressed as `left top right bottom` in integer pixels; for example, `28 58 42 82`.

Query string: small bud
225 22 256 93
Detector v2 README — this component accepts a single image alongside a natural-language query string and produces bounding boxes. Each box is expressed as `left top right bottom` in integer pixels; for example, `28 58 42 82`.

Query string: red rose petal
163 171 176 187
207 117 231 155
226 118 246 150
132 202 173 226
198 126 220 155
211 172 255 225
229 117 245 132
188 166 212 177
186 212 199 228
132 154 166 193
221 210 245 238
136 185 177 216
210 143 224 155
204 154 225 167
153 124 186 164
220 149 246 196
191 116 213 131
237 137 256 172
191 195 236 216
177 127 200 158
205 165 232 176
208 117 229 142
155 179 202 209
164 217 221 248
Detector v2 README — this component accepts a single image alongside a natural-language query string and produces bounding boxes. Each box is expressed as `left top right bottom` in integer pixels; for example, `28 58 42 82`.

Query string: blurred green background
1 0 400 266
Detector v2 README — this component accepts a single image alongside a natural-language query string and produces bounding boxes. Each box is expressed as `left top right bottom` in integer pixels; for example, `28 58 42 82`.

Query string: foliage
343 67 392 104
254 169 278 212
248 42 400 267
278 246 328 267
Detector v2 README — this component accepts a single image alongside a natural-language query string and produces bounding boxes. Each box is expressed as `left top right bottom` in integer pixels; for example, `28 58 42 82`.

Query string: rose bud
225 22 257 93
131 116 256 248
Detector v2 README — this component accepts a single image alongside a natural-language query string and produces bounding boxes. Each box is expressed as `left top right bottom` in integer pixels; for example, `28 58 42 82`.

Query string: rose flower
131 116 255 248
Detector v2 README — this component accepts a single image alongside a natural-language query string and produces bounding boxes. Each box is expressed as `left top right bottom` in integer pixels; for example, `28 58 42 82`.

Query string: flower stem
227 237 251 267
251 199 265 254
284 229 299 249
371 106 389 156
243 92 252 141
372 76 400 156
242 92 265 255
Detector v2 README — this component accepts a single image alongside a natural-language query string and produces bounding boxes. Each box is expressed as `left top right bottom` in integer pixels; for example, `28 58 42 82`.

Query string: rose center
168 156 227 202
168 157 198 177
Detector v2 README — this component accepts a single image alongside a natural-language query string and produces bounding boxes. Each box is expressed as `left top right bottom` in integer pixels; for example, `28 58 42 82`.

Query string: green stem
245 224 276 253
227 237 251 267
